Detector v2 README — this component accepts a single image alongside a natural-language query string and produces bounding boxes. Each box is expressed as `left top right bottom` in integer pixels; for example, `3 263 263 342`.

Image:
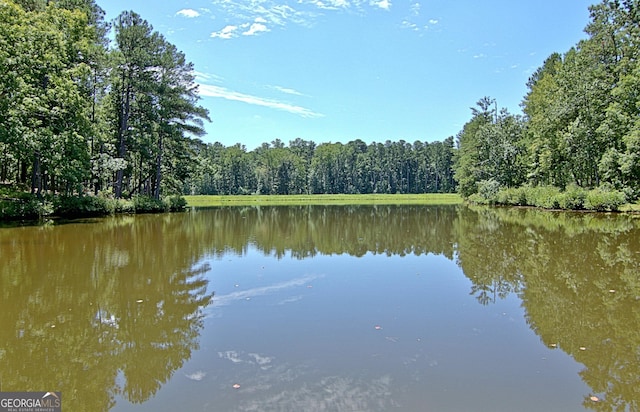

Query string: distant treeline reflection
190 205 457 259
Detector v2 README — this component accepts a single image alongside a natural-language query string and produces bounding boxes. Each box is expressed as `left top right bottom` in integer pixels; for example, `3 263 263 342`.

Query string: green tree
453 97 496 197
150 39 209 199
0 1 99 195
110 11 158 198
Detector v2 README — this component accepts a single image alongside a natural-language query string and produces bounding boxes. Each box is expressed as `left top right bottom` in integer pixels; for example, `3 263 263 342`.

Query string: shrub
557 185 586 210
467 193 488 205
165 195 187 212
584 187 626 211
54 195 112 217
527 185 561 209
496 187 527 206
113 198 135 214
0 192 52 220
133 195 169 213
476 179 501 204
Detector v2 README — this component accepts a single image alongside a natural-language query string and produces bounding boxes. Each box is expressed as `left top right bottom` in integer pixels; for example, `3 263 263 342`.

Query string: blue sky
99 0 595 149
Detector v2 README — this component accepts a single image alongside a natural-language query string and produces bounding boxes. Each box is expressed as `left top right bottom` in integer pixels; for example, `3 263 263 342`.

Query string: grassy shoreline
184 193 463 207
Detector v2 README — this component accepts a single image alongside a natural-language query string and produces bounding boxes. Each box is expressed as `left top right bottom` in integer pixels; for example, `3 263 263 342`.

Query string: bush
526 185 561 209
132 195 169 213
557 185 586 210
165 195 187 212
476 179 501 204
0 195 53 220
467 193 488 205
584 186 626 211
496 187 527 206
466 182 628 213
54 195 112 217
112 198 135 214
0 191 52 220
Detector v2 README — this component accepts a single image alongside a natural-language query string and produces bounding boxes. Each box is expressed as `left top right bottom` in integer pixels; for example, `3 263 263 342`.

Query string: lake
1 205 639 411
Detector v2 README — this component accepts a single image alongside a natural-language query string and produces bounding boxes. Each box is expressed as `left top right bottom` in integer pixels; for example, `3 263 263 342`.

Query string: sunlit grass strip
620 202 640 213
184 194 463 207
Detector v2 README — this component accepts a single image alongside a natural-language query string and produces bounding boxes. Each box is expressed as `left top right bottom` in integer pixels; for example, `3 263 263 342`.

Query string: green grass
620 202 640 213
184 193 463 207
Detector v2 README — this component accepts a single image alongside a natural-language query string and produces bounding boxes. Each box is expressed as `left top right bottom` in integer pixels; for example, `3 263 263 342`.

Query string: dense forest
0 0 638 214
189 138 456 195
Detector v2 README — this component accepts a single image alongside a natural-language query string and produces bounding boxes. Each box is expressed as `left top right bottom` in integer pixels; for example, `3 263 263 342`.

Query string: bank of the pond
184 193 463 207
0 190 187 221
466 184 637 213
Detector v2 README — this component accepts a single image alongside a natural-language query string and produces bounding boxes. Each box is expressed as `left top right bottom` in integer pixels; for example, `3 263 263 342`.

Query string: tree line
187 138 456 195
1 0 638 207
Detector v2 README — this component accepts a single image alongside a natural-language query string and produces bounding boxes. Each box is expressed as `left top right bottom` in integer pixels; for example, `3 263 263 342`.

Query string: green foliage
525 185 562 209
46 193 187 216
456 1 640 210
0 185 53 219
475 179 501 204
556 185 586 210
454 98 527 197
132 195 169 214
184 193 462 207
165 195 187 212
187 138 457 196
471 183 626 212
0 185 186 218
0 1 207 207
54 195 113 217
496 186 528 206
584 185 627 212
0 195 51 220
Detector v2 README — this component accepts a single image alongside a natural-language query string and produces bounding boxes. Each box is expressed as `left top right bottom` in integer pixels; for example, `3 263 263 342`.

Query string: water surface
1 205 639 411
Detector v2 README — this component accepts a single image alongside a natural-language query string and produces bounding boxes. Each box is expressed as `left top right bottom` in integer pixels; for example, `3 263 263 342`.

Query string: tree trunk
31 151 41 196
115 81 132 198
154 132 163 200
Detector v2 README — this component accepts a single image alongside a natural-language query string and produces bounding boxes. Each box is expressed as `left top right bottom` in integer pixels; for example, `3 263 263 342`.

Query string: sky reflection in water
115 246 588 412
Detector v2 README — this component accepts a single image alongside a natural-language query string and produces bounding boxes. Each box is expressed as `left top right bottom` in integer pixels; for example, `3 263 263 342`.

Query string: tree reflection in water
0 214 213 411
1 206 639 410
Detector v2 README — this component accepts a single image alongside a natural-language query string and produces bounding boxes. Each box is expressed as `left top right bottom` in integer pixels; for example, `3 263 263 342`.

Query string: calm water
1 205 639 411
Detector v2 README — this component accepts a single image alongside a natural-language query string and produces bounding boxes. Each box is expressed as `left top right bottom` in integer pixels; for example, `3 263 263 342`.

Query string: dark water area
1 205 639 411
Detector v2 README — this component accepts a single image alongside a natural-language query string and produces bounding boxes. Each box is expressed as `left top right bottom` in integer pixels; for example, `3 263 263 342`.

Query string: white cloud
370 0 391 10
206 0 401 38
209 0 312 28
211 25 238 39
271 85 305 96
194 71 225 83
311 0 350 9
428 19 438 24
243 22 270 36
411 2 420 16
198 83 323 118
176 8 200 18
401 20 418 31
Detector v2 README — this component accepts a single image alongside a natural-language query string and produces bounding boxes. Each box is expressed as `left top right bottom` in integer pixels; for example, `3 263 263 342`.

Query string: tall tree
453 97 496 197
150 39 208 199
110 11 158 198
